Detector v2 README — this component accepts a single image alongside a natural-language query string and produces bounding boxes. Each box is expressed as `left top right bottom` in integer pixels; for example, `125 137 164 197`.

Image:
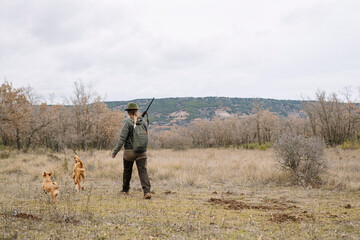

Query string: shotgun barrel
141 97 155 117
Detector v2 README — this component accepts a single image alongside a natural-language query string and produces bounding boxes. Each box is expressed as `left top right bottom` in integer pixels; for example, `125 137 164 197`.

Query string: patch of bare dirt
269 212 315 223
209 198 252 210
4 211 81 225
10 211 41 221
270 213 300 223
209 198 297 211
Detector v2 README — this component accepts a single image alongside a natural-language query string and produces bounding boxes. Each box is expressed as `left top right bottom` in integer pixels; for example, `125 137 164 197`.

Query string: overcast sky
1 0 359 102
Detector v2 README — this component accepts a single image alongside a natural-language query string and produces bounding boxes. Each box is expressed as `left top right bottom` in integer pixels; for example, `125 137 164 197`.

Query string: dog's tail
74 155 84 168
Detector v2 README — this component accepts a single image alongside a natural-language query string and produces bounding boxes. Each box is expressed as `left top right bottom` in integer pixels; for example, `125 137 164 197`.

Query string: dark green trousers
122 158 151 194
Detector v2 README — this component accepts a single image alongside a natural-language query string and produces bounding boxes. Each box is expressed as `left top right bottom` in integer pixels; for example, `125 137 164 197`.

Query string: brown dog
72 155 85 192
42 172 59 204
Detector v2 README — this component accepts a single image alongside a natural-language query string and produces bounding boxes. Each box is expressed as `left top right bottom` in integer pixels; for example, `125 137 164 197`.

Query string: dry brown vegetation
2 80 360 152
1 148 360 239
0 81 123 151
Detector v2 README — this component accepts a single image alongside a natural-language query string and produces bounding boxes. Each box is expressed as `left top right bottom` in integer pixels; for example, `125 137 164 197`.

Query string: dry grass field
0 148 360 239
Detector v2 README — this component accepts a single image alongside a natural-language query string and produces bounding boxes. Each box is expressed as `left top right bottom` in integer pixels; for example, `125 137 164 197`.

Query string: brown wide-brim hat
125 103 139 111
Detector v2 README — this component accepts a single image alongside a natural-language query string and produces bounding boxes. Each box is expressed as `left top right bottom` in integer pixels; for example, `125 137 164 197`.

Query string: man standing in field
112 103 152 199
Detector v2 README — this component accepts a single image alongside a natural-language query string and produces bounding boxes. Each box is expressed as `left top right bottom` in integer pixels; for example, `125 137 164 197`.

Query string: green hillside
105 97 304 126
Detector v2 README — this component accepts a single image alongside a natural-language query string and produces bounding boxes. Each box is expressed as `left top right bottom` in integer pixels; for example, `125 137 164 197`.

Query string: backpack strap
126 118 135 147
143 112 149 126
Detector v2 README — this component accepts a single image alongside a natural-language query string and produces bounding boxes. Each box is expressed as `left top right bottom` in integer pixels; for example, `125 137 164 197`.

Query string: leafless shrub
274 133 326 186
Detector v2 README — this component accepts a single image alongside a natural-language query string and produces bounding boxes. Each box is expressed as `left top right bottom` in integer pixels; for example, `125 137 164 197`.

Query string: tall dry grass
1 147 359 191
322 148 360 190
147 148 281 189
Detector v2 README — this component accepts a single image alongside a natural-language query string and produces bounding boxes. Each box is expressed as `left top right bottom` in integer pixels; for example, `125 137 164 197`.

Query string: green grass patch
342 140 360 150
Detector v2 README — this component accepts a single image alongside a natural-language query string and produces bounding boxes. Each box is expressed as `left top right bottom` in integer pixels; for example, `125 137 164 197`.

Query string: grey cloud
0 0 359 103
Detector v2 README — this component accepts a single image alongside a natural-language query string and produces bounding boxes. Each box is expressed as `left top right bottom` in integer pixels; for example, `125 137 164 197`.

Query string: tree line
1 80 359 151
149 91 360 149
0 81 123 151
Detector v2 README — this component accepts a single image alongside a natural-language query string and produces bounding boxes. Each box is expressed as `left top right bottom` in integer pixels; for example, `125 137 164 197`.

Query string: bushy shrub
274 134 326 186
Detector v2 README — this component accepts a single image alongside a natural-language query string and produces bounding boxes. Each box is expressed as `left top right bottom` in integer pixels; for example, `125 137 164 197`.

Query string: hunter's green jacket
112 117 147 157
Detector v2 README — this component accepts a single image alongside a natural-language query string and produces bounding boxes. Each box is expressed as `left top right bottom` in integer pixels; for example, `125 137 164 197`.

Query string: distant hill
105 97 304 127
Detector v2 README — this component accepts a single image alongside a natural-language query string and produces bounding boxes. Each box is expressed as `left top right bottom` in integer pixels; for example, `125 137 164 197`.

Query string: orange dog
42 172 59 204
72 155 85 192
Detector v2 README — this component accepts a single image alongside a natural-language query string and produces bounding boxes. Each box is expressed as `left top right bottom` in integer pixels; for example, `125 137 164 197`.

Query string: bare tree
0 80 124 151
0 81 31 149
303 91 357 146
252 98 263 145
